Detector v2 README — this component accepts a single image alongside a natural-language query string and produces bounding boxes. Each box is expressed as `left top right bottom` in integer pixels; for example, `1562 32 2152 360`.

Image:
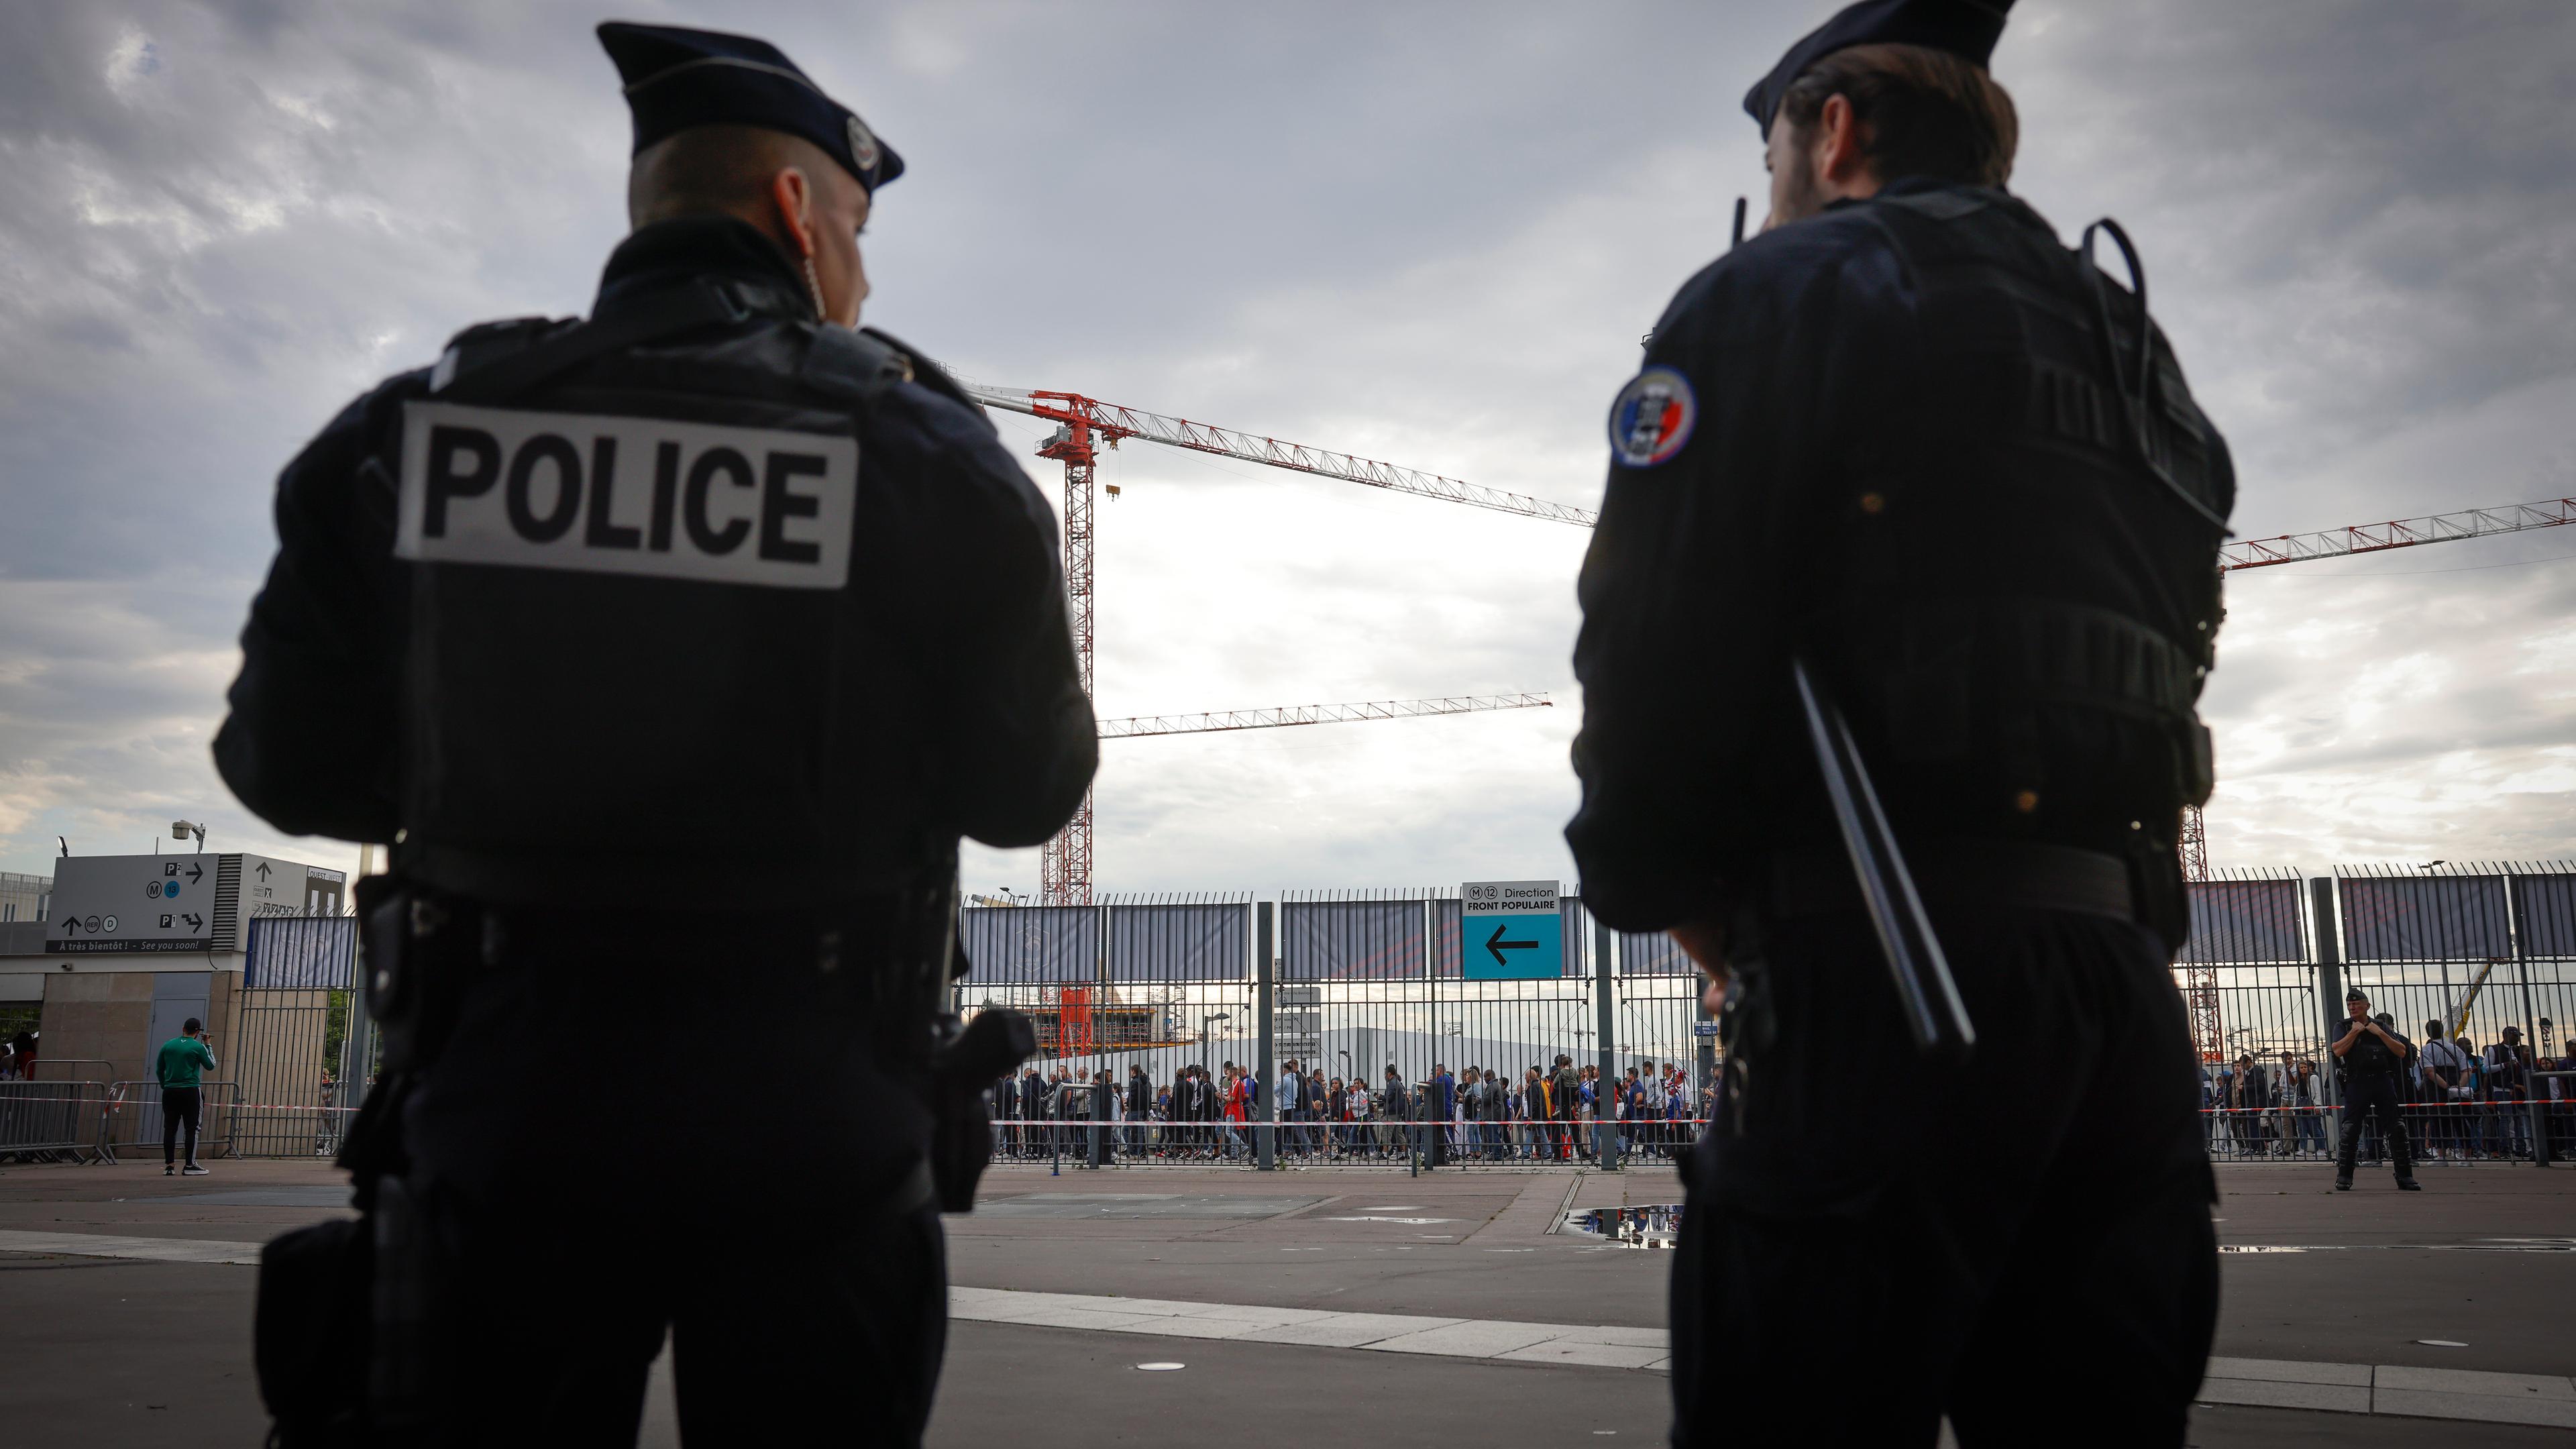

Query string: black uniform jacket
1567 178 2233 934
215 217 1095 902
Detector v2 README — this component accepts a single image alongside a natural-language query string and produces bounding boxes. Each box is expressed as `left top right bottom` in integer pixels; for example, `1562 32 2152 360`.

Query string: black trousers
162 1086 201 1165
1671 904 2216 1447
2335 1071 2414 1181
395 916 944 1447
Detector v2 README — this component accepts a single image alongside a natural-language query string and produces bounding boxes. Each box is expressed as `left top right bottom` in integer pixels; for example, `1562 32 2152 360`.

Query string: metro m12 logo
395 402 857 589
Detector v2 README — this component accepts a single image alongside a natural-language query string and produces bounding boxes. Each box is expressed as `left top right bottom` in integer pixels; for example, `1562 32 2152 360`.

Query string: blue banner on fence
2516 873 2576 958
2339 876 2511 963
1283 900 1425 980
1105 903 1246 981
960 906 1097 983
244 916 357 989
2178 879 2307 965
1619 928 1693 977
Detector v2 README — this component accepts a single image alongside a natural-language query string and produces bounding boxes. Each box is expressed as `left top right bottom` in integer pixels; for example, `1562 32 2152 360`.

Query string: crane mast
1032 398 1102 906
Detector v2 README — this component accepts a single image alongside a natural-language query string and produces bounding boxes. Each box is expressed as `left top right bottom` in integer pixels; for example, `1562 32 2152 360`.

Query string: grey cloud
3 1 2571 888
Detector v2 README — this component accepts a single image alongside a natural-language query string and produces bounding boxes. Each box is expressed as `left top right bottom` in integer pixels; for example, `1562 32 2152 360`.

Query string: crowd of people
991 1055 1721 1164
2201 1018 2575 1162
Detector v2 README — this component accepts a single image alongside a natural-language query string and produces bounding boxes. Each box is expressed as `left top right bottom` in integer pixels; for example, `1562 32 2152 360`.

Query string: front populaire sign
1460 879 1561 981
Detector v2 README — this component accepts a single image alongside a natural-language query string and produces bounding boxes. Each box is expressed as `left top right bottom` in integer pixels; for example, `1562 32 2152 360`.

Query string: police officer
1567 1 2233 1441
2332 989 2420 1190
214 23 1093 1445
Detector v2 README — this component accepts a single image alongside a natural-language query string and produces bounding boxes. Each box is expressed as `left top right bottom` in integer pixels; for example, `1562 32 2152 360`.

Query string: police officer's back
215 23 1093 1445
1566 2 2233 1442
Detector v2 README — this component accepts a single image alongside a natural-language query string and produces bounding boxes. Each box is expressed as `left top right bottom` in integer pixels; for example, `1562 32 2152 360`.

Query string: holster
1713 904 1775 1139
928 1008 1036 1211
257 872 474 1448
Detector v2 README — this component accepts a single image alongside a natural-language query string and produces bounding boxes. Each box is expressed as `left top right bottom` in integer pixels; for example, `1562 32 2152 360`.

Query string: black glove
928 1009 1036 1212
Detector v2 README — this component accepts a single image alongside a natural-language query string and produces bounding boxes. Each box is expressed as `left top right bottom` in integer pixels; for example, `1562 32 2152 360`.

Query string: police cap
599 21 904 195
2346 987 2369 1004
1743 0 2015 138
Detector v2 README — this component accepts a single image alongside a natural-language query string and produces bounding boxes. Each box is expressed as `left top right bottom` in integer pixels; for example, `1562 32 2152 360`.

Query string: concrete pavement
0 1155 2567 1444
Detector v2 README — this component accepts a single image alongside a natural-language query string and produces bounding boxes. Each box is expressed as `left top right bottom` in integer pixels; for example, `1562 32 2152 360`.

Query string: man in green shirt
154 1018 217 1177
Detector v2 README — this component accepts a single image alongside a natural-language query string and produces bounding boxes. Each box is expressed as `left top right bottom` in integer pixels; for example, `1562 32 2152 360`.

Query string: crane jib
969 382 2562 569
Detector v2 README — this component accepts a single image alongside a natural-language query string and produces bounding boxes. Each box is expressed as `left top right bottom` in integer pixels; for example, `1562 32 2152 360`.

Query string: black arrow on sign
254 862 272 881
183 914 203 930
1483 921 1540 969
186 863 203 883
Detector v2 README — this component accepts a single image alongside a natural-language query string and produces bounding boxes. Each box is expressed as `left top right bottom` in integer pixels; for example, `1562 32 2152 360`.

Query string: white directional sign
49 855 219 953
46 853 348 954
239 853 344 922
1460 879 1562 981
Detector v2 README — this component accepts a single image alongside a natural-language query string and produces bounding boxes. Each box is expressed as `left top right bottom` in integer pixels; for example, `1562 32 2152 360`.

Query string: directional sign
1460 879 1562 981
46 853 347 954
48 855 218 953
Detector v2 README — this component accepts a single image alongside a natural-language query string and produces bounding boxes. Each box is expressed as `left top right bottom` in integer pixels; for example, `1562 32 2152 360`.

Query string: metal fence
231 916 367 1158
0 1079 105 1161
97 1080 244 1165
963 865 2576 1171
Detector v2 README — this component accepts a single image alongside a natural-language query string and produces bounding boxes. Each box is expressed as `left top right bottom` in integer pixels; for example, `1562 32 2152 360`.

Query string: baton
1789 653 1977 1062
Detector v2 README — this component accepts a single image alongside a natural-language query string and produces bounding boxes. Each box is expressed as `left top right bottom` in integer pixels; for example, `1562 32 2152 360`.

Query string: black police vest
1799 188 2231 892
380 275 955 909
2344 1026 2401 1076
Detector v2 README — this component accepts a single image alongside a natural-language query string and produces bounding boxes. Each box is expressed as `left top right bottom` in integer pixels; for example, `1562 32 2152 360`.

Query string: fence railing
985 1111 1705 1171
0 1080 105 1161
97 1080 244 1165
955 867 2576 1173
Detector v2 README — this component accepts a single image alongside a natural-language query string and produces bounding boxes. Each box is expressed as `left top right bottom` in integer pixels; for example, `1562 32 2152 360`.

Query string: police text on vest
394 402 857 590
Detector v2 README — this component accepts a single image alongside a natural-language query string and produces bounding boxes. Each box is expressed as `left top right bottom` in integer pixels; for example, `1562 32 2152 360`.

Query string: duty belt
1766 839 2133 924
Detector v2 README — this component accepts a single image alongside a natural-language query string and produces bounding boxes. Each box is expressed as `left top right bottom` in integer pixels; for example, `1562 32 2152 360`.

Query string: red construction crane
970 384 1593 904
2182 495 2572 1057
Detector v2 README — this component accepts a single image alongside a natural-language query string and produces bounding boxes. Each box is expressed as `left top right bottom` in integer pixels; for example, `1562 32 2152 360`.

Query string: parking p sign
1460 879 1561 981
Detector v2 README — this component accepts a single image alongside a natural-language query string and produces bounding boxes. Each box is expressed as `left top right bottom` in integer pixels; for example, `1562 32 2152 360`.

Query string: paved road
1 1157 2567 1444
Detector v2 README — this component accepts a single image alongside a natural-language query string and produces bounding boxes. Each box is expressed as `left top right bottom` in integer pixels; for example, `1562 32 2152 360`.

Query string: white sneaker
164 1164 175 1175
181 1164 210 1176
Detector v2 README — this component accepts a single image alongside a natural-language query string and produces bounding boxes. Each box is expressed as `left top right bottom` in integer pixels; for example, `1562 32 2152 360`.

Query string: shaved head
627 122 872 325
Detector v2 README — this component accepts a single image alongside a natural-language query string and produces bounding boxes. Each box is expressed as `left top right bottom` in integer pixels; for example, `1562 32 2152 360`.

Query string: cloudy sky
2 1 2570 899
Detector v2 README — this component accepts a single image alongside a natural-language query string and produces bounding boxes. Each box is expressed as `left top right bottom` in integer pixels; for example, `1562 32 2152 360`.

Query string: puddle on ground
1563 1203 1682 1249
2218 1240 2575 1254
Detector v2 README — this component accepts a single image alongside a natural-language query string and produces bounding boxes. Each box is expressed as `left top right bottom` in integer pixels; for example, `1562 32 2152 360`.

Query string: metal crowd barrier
2202 1091 2575 1167
2201 1104 2337 1161
26 1059 114 1083
0 1081 107 1162
984 1111 1705 1170
2532 1071 2576 1167
225 1096 353 1160
98 1080 241 1165
2403 1095 2543 1163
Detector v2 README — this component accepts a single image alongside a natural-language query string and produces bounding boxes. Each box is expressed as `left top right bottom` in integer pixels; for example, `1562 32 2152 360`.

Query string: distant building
0 853 351 1102
0 871 49 924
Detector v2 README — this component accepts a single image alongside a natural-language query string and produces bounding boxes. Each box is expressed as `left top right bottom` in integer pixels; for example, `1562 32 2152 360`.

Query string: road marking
2219 1243 2575 1253
1320 1216 1454 1224
0 1230 264 1265
953 1285 1664 1368
4 1228 2561 1424
2201 1357 2576 1428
